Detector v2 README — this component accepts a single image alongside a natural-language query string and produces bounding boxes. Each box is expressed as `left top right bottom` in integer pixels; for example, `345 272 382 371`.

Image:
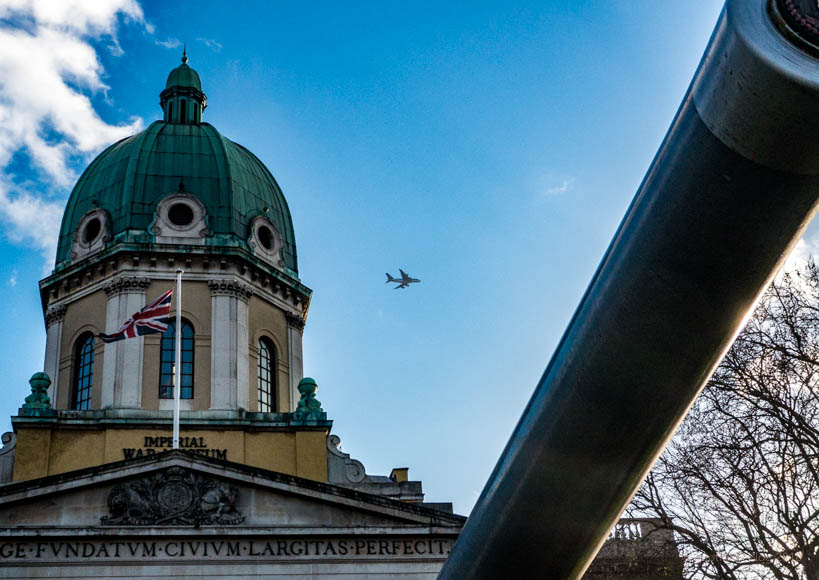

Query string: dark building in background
586 519 684 579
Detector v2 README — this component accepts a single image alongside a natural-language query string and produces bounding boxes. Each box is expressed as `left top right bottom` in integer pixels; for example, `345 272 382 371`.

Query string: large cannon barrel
439 2 819 578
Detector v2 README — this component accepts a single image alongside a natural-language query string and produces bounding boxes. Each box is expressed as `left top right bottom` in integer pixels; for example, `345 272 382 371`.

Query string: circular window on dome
249 216 283 268
83 217 101 244
154 194 208 240
168 203 194 226
257 225 274 250
71 208 109 261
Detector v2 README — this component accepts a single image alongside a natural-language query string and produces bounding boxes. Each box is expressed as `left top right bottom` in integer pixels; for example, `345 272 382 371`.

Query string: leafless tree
630 261 819 579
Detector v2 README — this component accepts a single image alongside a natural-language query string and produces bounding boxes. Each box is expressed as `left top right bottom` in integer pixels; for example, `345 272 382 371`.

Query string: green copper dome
54 57 297 276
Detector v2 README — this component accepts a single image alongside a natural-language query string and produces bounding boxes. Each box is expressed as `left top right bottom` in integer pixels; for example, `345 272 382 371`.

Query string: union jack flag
98 288 173 343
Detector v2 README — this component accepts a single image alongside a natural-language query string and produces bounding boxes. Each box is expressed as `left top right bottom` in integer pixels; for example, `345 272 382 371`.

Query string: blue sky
3 0 811 515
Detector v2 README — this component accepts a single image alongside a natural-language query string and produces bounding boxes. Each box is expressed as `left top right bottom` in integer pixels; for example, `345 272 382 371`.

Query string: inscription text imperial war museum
122 436 228 460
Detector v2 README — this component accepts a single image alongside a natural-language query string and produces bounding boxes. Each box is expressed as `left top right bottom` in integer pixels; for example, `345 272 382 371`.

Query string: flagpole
173 268 183 450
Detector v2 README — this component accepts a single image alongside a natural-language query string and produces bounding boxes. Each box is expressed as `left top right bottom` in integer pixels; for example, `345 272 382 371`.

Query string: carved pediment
0 451 465 530
101 466 244 526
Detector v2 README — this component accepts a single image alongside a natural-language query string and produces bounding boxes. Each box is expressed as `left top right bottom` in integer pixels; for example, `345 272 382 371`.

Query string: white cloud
8 269 16 287
197 37 222 52
155 37 181 49
780 233 819 277
0 183 64 244
544 177 574 197
0 0 146 268
0 0 144 35
0 180 66 271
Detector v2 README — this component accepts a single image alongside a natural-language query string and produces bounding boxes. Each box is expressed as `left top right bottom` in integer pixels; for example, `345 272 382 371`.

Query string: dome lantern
160 48 206 124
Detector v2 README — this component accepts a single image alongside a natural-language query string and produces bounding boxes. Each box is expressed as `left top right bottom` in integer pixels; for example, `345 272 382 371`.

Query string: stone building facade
0 53 463 579
0 52 681 578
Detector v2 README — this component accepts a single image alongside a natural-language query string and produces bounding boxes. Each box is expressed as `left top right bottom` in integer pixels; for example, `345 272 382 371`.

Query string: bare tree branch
629 260 819 579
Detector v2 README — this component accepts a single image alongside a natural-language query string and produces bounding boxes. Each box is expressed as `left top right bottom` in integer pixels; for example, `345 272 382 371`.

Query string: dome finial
181 44 188 65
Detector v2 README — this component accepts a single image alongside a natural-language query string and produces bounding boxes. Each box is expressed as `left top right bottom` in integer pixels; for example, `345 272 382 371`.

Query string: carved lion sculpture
107 484 152 522
200 482 242 523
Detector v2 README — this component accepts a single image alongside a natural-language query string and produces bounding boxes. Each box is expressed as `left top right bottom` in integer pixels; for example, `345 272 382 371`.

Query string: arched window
257 337 276 412
180 99 187 124
159 319 194 399
72 333 95 410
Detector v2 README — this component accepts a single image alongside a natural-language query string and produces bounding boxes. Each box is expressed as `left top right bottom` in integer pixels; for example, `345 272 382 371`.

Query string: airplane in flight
385 269 421 289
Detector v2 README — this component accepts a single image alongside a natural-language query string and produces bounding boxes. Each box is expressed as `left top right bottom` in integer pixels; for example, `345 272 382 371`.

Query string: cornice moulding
104 276 152 297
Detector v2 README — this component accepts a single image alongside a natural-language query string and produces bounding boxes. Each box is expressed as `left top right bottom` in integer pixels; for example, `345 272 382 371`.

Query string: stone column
43 304 67 404
101 276 150 409
208 279 252 410
285 312 305 413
